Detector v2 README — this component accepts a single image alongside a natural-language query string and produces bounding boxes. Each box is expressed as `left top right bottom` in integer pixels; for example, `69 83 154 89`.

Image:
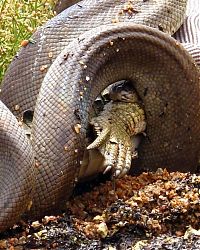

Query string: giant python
0 0 200 232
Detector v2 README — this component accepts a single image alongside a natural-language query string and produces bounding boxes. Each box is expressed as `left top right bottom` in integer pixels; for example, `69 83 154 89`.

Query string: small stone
0 240 7 248
86 76 90 81
93 215 104 222
35 161 39 168
31 220 41 229
176 230 184 237
132 240 148 250
14 104 20 111
74 124 81 134
96 222 108 238
42 215 58 224
108 246 117 250
35 229 47 238
109 41 114 46
21 40 29 47
40 65 48 72
51 242 58 248
8 238 18 246
18 236 27 245
184 227 200 239
48 52 53 58
79 60 84 65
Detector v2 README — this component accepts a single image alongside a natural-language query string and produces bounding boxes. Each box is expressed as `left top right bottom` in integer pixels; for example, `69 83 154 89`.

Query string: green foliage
0 0 56 83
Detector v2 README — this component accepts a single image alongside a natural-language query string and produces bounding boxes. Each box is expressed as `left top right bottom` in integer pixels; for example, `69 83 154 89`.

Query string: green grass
0 0 56 83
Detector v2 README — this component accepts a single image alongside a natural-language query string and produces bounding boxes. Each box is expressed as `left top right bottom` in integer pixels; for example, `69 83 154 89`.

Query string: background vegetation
0 0 56 82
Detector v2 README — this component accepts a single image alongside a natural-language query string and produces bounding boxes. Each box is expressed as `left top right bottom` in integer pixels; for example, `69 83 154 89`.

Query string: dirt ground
0 169 199 249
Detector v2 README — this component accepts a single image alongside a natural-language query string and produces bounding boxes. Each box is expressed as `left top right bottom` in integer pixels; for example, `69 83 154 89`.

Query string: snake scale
0 0 200 232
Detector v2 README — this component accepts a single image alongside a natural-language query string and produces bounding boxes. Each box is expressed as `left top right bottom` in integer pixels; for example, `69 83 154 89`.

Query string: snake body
173 0 200 65
0 0 200 232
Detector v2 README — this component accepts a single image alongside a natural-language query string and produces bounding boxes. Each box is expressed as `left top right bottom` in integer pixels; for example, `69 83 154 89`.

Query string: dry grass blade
0 0 56 83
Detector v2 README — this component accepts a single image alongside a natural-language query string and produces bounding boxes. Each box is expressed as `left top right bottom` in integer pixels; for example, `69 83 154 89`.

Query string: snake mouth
80 79 147 181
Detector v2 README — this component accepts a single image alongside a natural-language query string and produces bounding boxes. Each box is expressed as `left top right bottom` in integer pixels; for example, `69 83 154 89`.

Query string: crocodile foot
87 99 146 178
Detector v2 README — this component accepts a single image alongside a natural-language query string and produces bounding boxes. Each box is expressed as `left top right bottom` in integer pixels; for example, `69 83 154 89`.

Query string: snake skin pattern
0 0 200 232
0 102 34 231
174 0 200 65
0 0 188 118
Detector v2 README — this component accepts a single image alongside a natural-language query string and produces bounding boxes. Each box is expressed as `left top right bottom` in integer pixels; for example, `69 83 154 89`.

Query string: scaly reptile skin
173 0 200 66
54 0 80 14
0 0 188 119
0 0 200 232
88 86 146 178
0 102 34 230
